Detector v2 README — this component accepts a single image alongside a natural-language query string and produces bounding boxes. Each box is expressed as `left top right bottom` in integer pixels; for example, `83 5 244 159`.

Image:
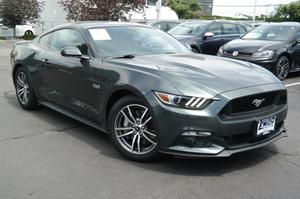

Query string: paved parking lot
1 41 300 199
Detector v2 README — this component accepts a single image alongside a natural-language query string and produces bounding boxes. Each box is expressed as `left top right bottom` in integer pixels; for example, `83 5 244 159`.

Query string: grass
0 36 6 40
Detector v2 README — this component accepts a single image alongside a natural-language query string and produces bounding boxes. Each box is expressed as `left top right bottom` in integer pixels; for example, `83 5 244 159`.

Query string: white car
0 24 35 37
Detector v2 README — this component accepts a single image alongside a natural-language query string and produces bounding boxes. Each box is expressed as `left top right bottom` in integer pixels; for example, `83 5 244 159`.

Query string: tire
108 95 160 161
24 30 33 36
14 67 39 110
274 56 290 81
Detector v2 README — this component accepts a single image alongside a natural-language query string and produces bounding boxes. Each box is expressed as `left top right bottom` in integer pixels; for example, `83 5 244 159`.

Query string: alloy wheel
277 56 290 80
16 71 30 105
114 104 157 155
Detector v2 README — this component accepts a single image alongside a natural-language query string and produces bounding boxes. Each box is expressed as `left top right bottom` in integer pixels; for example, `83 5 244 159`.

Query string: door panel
220 23 242 46
42 28 96 117
291 32 300 70
201 23 223 55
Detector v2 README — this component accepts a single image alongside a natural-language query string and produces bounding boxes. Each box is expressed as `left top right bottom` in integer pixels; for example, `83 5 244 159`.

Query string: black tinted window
222 23 239 35
39 33 52 47
206 23 222 36
51 29 88 55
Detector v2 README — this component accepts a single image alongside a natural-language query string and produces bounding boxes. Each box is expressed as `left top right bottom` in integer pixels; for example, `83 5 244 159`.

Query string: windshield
242 25 297 41
89 26 189 58
168 22 206 35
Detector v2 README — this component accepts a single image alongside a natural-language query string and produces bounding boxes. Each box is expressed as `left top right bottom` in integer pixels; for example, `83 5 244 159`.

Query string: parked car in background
168 20 248 55
148 20 181 32
11 22 287 161
0 24 35 37
236 21 253 32
218 22 300 80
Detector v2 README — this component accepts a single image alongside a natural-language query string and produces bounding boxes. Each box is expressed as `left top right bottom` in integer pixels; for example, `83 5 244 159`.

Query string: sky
212 0 295 18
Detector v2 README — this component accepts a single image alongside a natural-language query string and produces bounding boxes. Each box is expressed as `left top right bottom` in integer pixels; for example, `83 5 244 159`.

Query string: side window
51 29 88 55
167 23 178 31
39 33 52 47
158 23 168 32
237 25 247 34
206 23 222 36
222 23 239 35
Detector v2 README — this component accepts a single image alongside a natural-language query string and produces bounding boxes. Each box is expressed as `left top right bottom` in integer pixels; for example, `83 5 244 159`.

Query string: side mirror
203 32 214 39
61 47 89 60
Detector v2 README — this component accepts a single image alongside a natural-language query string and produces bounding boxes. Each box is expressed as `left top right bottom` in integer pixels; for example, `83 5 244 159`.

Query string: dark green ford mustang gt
10 22 288 161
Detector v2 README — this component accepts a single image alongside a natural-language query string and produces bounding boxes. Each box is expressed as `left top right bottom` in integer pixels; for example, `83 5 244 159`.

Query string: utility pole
253 0 257 23
156 0 162 21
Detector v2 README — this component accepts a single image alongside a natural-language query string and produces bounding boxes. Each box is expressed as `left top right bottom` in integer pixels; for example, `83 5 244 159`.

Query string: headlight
154 91 211 109
252 50 274 59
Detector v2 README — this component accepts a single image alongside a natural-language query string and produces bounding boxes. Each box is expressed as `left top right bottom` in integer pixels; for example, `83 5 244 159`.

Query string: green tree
0 0 42 37
268 0 300 22
168 0 203 19
60 0 144 21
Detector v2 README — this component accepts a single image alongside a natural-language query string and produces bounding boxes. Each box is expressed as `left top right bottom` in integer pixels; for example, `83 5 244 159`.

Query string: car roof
260 22 300 27
39 21 152 37
76 21 150 29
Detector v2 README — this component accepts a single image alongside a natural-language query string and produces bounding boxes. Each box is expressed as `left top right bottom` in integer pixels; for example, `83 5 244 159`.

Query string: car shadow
288 71 300 79
4 91 279 177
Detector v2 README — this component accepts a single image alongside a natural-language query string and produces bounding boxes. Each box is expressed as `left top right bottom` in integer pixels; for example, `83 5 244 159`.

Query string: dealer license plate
257 116 276 136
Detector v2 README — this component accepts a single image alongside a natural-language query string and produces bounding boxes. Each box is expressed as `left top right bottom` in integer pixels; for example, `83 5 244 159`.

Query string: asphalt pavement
0 41 300 199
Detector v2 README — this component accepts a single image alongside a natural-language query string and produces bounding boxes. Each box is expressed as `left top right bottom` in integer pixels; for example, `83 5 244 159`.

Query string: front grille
222 122 284 148
220 90 287 116
222 51 252 59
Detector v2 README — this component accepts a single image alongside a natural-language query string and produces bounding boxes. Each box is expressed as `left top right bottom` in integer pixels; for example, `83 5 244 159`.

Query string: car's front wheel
14 67 38 110
274 56 290 80
108 96 160 161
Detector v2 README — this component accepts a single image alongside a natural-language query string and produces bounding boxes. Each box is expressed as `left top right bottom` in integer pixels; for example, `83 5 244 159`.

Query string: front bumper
167 125 287 157
219 54 276 71
145 83 288 157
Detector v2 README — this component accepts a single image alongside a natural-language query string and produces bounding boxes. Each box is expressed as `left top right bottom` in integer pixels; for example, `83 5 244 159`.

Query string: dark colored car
148 20 181 32
168 20 248 55
11 22 287 161
218 23 300 80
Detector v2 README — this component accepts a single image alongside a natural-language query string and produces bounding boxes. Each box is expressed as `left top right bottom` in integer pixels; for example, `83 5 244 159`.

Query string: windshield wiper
112 54 135 59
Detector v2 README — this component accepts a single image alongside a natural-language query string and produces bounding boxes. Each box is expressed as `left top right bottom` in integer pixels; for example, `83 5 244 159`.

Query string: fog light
181 131 211 137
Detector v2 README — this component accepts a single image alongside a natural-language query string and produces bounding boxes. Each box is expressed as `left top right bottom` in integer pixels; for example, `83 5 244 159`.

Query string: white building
212 0 294 18
36 1 178 34
129 5 178 22
36 0 67 34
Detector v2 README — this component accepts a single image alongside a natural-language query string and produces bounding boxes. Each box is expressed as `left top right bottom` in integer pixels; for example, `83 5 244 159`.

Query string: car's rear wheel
14 67 38 110
24 30 33 36
108 96 160 161
274 56 290 80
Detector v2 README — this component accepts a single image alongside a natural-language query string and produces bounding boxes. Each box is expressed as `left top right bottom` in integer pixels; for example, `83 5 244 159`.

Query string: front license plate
257 116 276 136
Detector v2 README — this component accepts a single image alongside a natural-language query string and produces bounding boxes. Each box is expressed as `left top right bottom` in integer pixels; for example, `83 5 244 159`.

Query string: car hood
108 54 281 98
223 39 285 54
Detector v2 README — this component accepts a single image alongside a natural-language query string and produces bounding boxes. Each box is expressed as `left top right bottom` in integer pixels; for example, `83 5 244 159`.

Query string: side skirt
40 101 108 134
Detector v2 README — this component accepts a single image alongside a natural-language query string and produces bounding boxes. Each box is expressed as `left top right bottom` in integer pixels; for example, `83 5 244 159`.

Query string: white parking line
285 82 300 88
